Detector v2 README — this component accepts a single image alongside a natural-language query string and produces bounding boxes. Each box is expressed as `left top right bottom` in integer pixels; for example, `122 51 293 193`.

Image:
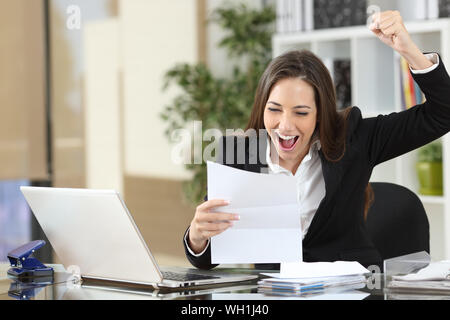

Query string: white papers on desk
258 261 369 298
258 275 367 297
262 261 370 279
392 261 450 281
388 261 450 293
212 290 370 300
207 161 301 264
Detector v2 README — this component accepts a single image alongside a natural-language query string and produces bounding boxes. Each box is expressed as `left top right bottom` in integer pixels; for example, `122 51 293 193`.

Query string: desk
0 263 446 300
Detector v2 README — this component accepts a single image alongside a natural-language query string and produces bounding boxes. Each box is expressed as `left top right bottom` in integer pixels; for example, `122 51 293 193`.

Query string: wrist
400 46 433 70
188 233 207 254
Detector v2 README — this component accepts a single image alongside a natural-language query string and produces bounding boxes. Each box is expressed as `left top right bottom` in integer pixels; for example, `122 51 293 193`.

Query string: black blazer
183 53 450 270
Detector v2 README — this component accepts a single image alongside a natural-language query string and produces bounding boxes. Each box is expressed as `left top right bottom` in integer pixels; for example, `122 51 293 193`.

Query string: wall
83 19 123 192
82 0 272 264
83 0 201 265
120 0 197 180
0 0 47 181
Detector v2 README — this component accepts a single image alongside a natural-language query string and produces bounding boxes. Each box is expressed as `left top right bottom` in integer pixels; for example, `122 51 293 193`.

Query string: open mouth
276 132 300 152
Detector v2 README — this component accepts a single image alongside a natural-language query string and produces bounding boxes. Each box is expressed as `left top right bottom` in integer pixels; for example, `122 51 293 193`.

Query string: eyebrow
267 101 312 109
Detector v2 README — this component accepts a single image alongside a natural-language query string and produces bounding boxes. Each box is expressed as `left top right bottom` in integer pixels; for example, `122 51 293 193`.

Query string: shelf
273 18 450 44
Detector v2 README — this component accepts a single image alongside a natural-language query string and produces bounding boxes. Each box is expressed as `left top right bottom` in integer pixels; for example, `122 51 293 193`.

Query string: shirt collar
266 135 321 174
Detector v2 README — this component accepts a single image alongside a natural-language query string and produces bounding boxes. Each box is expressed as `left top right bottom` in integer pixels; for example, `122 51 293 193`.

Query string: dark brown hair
246 50 374 219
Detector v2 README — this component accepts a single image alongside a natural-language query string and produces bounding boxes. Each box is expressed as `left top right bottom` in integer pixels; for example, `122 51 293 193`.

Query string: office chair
365 182 430 261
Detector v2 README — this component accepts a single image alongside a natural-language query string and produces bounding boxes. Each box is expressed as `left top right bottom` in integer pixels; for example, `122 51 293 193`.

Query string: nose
278 113 296 133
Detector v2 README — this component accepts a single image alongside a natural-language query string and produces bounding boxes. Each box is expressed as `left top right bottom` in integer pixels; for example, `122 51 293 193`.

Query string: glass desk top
0 263 448 300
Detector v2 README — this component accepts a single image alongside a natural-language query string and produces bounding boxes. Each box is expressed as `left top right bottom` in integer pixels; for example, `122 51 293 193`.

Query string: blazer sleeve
355 53 450 167
183 223 218 270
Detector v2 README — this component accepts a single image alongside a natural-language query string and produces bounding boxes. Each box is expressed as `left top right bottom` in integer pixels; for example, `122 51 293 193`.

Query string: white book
303 0 314 31
276 0 285 33
397 0 427 21
282 0 290 33
427 0 439 19
290 0 299 32
287 0 295 33
294 0 303 32
323 58 334 82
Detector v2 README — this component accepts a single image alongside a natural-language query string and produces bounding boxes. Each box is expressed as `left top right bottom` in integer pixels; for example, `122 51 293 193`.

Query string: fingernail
234 214 240 220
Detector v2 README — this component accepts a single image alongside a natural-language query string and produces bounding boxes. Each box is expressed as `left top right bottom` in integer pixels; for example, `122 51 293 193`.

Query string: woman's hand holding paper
188 199 240 254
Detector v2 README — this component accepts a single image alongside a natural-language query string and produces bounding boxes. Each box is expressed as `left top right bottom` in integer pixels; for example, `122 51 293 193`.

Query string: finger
369 21 386 38
197 199 230 212
372 10 399 29
378 17 397 31
371 12 387 28
201 221 233 232
369 22 381 33
202 229 231 239
370 11 381 25
196 211 240 223
381 24 401 37
376 10 399 22
370 15 393 31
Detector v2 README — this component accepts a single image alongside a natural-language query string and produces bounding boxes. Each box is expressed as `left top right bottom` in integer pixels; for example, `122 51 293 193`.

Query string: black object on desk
7 240 54 278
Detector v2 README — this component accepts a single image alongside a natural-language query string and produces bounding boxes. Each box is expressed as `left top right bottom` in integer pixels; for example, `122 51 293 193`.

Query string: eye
296 112 308 116
268 107 281 112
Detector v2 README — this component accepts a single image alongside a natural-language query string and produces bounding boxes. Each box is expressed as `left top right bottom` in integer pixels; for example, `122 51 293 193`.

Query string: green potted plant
416 141 443 196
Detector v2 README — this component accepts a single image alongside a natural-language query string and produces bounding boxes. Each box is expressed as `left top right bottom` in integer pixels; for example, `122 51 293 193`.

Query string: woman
183 11 450 269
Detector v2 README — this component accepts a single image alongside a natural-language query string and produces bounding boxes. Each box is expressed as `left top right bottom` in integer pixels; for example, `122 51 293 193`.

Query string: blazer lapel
302 150 344 245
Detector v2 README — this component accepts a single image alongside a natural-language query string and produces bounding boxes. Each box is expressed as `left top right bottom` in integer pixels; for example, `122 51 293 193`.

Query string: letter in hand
188 199 240 254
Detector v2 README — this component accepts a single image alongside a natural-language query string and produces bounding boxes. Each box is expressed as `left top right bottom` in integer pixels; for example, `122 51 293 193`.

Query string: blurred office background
1 0 449 266
0 0 276 266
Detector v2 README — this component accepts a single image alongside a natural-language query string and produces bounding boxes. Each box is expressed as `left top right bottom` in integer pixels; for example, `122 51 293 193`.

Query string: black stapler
7 240 54 278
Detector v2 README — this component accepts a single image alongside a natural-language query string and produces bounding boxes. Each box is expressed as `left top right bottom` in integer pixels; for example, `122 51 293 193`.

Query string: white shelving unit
272 18 450 260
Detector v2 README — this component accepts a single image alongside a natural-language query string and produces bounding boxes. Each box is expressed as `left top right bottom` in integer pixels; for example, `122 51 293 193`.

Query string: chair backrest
365 182 430 261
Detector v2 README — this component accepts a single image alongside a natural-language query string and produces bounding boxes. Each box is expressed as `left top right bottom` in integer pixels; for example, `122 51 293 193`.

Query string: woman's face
263 77 318 167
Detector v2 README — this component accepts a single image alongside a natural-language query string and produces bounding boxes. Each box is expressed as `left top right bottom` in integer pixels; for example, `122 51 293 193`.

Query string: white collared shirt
266 137 325 239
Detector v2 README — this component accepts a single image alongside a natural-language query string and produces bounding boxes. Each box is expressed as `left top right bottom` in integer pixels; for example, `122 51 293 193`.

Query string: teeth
276 131 297 140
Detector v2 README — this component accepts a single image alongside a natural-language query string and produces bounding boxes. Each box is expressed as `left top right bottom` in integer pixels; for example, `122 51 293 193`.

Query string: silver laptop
20 186 257 289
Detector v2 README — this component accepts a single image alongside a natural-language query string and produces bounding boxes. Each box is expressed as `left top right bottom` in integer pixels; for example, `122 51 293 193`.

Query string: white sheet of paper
207 161 301 264
259 275 366 285
392 261 450 281
261 261 370 279
211 291 370 300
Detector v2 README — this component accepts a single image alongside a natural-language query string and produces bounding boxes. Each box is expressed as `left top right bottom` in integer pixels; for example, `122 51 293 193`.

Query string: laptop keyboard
162 271 221 282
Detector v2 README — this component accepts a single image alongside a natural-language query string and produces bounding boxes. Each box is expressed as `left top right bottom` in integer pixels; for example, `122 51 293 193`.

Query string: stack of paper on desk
258 275 367 297
258 261 370 297
207 161 301 264
387 261 450 293
275 261 371 278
